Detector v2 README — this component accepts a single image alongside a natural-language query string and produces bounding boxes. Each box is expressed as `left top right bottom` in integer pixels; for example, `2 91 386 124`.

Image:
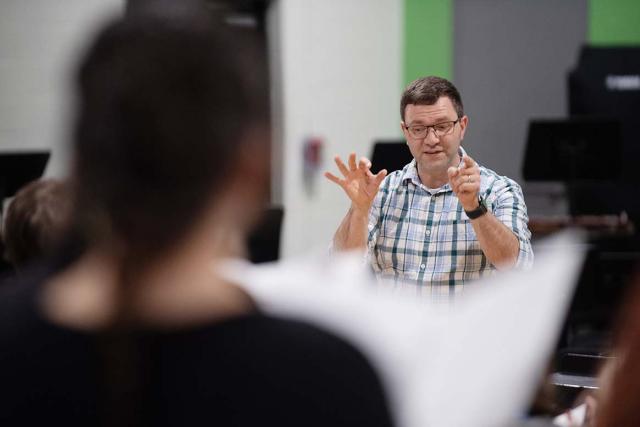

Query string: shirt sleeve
365 177 388 269
487 177 534 269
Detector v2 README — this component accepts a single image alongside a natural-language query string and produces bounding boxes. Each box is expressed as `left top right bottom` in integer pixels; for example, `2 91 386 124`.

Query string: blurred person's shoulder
0 257 63 340
158 313 395 426
165 312 386 385
0 280 395 426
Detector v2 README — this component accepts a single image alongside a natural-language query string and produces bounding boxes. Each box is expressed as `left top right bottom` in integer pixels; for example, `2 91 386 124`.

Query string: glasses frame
404 118 460 139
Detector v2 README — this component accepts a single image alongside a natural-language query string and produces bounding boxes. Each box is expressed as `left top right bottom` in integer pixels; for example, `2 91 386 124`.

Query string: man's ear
400 121 410 138
459 115 469 140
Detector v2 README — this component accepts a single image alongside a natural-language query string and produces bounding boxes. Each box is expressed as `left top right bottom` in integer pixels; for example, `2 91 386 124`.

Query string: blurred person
326 76 533 290
0 7 394 427
2 179 71 271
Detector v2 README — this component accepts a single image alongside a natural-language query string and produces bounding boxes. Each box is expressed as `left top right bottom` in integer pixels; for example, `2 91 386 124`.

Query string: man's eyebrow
432 114 457 121
409 116 455 126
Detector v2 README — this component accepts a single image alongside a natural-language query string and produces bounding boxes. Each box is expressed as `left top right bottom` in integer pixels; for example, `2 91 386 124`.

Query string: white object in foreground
220 232 585 427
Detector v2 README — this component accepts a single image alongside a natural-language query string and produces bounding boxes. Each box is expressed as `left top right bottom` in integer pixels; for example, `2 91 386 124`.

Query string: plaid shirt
367 159 533 293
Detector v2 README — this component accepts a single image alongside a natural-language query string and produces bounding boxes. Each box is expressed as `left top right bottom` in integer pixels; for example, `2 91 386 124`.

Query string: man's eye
434 124 449 131
412 127 426 132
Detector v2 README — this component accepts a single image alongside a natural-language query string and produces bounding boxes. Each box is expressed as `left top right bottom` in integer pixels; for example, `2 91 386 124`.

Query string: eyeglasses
404 119 460 139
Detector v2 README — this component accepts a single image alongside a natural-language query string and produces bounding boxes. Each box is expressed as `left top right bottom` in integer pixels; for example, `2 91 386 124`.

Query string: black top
0 259 394 427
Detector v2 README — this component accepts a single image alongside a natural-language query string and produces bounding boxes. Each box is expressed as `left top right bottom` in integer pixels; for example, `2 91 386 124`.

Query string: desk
551 373 598 390
528 213 634 239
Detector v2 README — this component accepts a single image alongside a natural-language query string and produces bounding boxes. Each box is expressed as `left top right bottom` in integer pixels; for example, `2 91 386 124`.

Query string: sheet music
220 231 586 427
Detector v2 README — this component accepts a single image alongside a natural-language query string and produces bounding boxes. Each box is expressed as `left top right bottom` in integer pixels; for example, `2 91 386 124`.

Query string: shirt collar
401 160 454 194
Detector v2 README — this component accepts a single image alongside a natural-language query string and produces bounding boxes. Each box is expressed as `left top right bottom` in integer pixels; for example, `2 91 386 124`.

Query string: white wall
0 0 124 178
271 0 403 258
0 0 401 256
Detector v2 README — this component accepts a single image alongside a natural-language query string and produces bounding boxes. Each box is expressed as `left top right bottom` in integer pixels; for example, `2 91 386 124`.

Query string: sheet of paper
220 231 586 427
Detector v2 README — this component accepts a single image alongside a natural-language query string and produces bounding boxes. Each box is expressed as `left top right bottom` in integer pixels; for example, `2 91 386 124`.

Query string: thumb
374 169 387 185
447 166 458 179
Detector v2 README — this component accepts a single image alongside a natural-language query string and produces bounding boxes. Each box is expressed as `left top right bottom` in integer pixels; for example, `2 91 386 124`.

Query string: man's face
401 96 468 180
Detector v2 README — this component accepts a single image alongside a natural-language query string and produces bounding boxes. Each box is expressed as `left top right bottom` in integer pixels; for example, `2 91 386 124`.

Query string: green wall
402 0 640 93
403 0 452 87
589 0 640 45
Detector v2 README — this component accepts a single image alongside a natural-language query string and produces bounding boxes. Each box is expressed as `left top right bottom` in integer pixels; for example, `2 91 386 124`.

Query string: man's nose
423 128 440 145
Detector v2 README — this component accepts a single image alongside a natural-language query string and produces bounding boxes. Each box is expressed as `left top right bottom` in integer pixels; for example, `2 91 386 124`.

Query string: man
325 76 533 290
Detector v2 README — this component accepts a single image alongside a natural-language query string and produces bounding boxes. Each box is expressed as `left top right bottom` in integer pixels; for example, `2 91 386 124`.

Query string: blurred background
1 0 640 414
2 0 639 256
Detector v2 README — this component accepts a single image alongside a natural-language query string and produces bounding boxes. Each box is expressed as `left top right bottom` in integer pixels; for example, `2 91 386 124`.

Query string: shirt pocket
375 207 408 271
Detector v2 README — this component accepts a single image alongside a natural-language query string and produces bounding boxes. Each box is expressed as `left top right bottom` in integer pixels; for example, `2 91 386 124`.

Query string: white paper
219 231 586 427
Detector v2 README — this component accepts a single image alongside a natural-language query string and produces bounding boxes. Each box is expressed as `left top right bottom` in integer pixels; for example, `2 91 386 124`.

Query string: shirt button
425 230 431 237
420 263 426 270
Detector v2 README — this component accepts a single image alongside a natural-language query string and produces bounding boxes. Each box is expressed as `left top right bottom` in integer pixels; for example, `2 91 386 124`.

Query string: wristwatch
464 196 487 219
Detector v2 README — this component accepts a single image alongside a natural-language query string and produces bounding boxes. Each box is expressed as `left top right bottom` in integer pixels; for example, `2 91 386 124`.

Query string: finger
324 171 344 186
358 156 372 171
452 173 475 193
457 182 479 194
348 153 357 170
448 168 461 192
365 167 381 182
450 177 461 194
459 174 479 188
334 156 350 177
463 155 476 168
374 169 387 185
457 162 476 176
447 166 458 179
456 167 478 185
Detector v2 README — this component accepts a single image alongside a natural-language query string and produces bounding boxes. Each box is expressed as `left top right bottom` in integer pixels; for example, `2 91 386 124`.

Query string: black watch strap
464 196 487 219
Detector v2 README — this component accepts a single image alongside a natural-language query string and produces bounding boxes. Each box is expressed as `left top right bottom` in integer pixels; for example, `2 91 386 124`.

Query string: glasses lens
434 122 454 137
408 121 456 138
409 126 426 138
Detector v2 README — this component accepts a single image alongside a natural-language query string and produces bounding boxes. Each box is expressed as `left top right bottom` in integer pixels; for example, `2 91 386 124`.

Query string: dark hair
70 10 269 426
400 76 464 121
3 179 71 269
72 10 268 268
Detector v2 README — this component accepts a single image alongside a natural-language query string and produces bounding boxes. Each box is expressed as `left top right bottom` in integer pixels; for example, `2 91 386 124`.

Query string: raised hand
447 154 481 211
325 153 387 212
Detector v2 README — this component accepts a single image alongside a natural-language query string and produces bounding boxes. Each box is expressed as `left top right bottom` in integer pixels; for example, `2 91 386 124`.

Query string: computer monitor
569 46 640 118
247 206 284 263
523 118 621 182
370 140 413 175
0 151 51 201
568 46 640 181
